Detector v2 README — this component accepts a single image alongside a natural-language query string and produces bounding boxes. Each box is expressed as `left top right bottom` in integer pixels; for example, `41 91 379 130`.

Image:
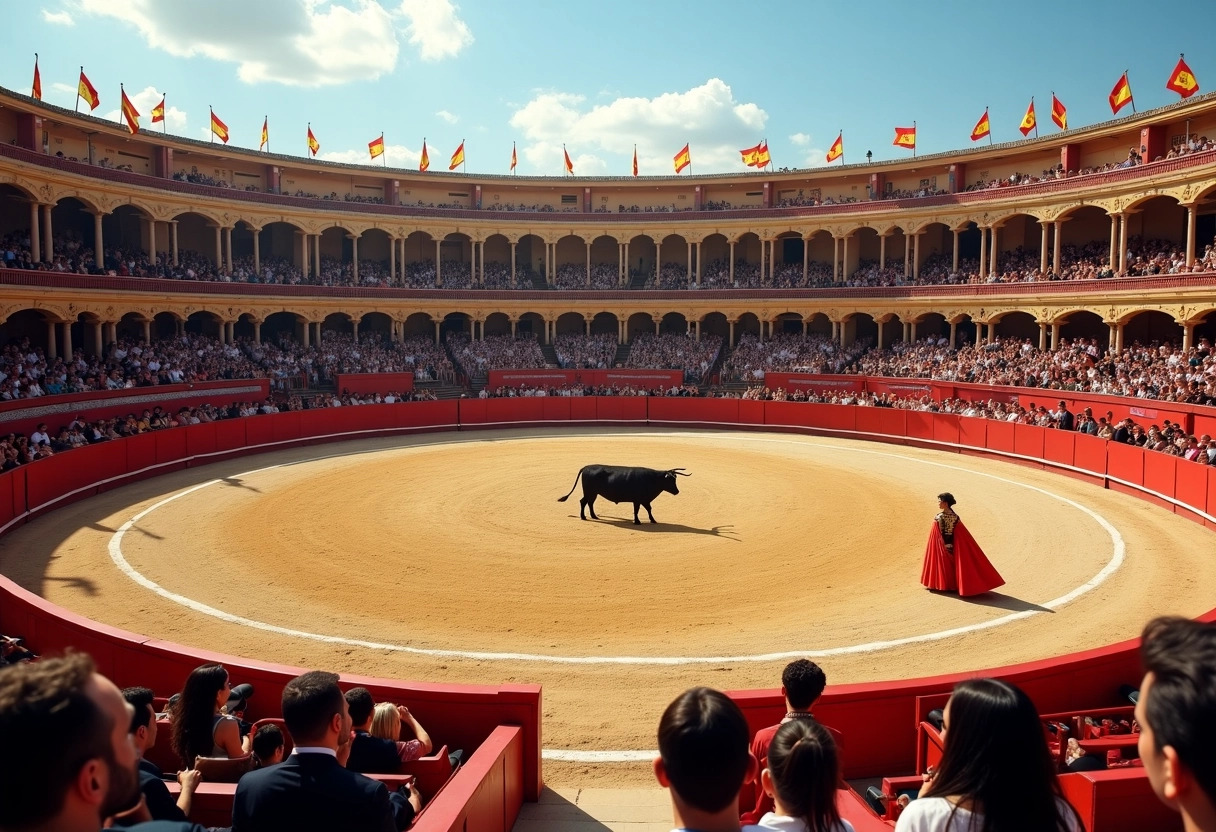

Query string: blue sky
5 0 1213 176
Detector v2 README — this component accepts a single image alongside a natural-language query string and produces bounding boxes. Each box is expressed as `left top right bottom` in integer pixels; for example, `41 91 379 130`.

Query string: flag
32 55 41 100
563 146 574 174
449 141 465 170
673 143 691 174
120 87 140 134
826 132 843 162
1109 72 1133 114
632 145 638 176
151 96 166 123
969 109 990 142
307 126 319 156
893 126 916 149
510 142 517 172
1166 55 1199 99
419 140 429 171
210 109 229 143
1051 94 1067 130
259 117 268 149
1019 98 1037 136
755 141 771 167
78 69 100 110
739 141 763 167
369 134 385 159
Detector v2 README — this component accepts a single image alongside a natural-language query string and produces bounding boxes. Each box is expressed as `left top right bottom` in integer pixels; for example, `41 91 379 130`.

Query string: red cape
921 518 1005 596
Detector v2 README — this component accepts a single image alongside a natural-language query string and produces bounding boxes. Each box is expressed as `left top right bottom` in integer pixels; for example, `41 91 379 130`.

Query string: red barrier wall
334 371 414 394
487 370 574 388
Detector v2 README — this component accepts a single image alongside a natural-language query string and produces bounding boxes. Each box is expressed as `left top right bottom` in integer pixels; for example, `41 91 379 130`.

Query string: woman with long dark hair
170 663 250 767
757 719 854 832
895 678 1081 832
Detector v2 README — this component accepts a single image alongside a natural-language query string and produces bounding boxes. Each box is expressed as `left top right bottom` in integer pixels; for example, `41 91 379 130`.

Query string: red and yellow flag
1109 72 1133 114
673 143 691 174
632 145 638 176
563 147 574 174
510 143 517 172
826 132 843 163
449 141 465 170
151 96 166 123
970 109 990 142
32 55 42 101
78 69 100 110
1019 99 1037 136
259 117 268 150
369 135 385 159
754 141 771 167
419 140 429 171
1166 56 1200 99
210 110 229 144
739 141 763 167
893 126 916 149
307 126 320 156
120 87 140 134
1051 94 1067 130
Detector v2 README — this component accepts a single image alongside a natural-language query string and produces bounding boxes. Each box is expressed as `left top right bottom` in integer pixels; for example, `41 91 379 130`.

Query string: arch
734 312 761 341
1057 310 1106 344
258 220 305 271
185 310 222 340
483 311 513 338
1190 310 1216 347
402 312 436 341
261 311 304 345
843 312 877 348
1121 310 1183 345
171 211 222 268
773 311 804 336
589 311 619 338
116 311 150 342
321 312 354 336
804 312 832 337
514 233 547 284
991 310 1038 341
358 311 393 341
1122 196 1187 266
440 312 471 342
626 234 659 284
913 312 948 342
515 312 545 340
152 311 183 340
48 197 99 262
555 311 588 336
701 311 729 342
625 311 655 341
0 308 56 353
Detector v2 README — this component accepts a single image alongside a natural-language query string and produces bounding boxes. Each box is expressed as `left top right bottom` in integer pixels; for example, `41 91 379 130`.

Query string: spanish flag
307 125 320 156
1019 98 1037 136
563 146 574 174
259 117 268 150
151 96 166 124
632 145 638 176
120 86 140 134
419 139 429 171
1109 72 1133 114
970 109 990 142
369 134 385 159
893 126 916 149
739 141 763 167
78 69 100 111
754 141 771 168
510 142 517 172
1051 94 1067 130
210 109 229 144
826 132 843 163
448 140 465 170
1166 55 1199 99
32 54 41 101
673 143 691 174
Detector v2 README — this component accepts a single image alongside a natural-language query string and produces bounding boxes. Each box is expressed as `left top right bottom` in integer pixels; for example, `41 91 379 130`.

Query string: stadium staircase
528 270 548 290
612 342 631 367
414 380 468 399
627 269 648 290
540 344 559 367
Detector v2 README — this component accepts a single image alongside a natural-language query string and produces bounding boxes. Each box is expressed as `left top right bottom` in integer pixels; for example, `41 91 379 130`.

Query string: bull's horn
671 468 692 476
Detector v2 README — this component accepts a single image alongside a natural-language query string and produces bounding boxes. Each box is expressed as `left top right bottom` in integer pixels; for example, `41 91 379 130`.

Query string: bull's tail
557 467 586 502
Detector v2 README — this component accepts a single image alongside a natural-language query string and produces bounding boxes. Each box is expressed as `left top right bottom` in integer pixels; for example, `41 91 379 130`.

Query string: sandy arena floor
3 427 1214 788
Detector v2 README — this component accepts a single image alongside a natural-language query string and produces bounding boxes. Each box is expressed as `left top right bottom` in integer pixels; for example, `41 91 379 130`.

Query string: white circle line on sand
106 430 1124 666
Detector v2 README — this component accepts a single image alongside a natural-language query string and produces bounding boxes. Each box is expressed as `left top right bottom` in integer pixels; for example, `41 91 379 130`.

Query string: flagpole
75 66 82 112
118 84 125 130
264 116 268 152
912 122 917 158
162 94 168 134
840 130 845 165
209 106 214 144
987 107 992 145
688 143 693 175
1034 97 1039 138
512 141 517 175
382 133 387 167
563 143 567 176
1128 69 1136 113
461 138 466 172
308 122 311 157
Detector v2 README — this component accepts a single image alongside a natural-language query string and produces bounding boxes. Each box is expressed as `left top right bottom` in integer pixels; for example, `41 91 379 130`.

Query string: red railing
2 266 1212 301
3 140 1215 223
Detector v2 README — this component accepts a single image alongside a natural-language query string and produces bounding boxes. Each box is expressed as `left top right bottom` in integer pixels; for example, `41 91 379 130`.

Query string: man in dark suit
232 671 404 832
121 686 200 823
1055 400 1075 431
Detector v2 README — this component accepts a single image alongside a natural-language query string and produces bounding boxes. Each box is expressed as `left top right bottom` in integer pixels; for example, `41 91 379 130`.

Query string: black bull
557 465 691 524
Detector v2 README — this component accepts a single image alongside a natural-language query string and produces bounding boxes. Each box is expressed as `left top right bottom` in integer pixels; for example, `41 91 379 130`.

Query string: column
768 239 775 282
695 320 701 341
623 241 630 286
1182 323 1194 351
912 233 920 280
587 241 593 287
350 235 359 284
1108 213 1120 272
654 243 659 285
170 220 179 266
353 320 360 342
147 219 157 265
434 320 441 343
92 321 103 356
951 229 959 274
879 233 888 271
910 320 918 342
617 242 624 285
686 241 693 285
511 318 518 337
254 320 262 345
903 233 911 277
301 233 310 280
29 202 41 262
1051 323 1060 350
1118 213 1129 275
1116 323 1125 352
389 236 396 283
94 211 105 268
46 320 57 359
729 320 736 347
585 317 591 336
1038 322 1048 351
839 319 847 347
843 235 851 282
988 225 999 277
978 226 988 279
511 241 517 285
949 321 958 349
1039 222 1050 275
313 235 321 280
249 228 259 274
301 320 310 347
1052 221 1063 277
61 321 73 358
759 239 766 283
802 236 809 283
877 321 885 350
546 318 553 345
224 226 233 273
41 204 52 263
729 240 736 284
654 317 660 335
213 226 222 269
435 239 442 286
1186 205 1197 269
832 236 840 282
695 241 702 286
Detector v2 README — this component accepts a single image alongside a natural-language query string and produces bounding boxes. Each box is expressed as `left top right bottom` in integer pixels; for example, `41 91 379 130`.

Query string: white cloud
101 86 187 133
508 78 768 174
319 141 424 169
435 110 458 124
789 132 811 146
42 9 74 24
396 0 472 61
74 0 429 86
